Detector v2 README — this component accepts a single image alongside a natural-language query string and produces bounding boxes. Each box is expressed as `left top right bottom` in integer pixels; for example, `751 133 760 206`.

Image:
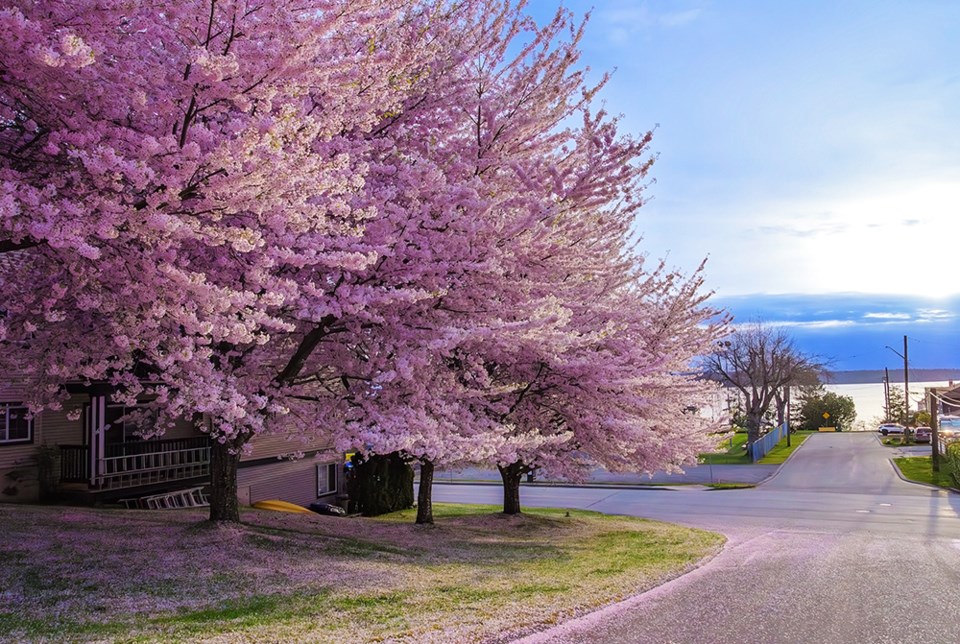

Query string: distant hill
825 369 960 385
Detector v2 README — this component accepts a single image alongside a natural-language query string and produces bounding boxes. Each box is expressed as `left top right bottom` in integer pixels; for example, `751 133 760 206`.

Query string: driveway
433 433 960 643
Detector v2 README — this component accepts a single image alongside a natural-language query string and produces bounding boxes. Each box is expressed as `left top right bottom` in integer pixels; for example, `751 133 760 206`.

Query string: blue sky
529 1 960 369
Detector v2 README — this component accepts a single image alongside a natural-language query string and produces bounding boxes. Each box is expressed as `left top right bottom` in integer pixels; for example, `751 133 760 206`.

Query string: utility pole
885 337 910 441
903 335 910 431
929 390 940 472
883 368 890 421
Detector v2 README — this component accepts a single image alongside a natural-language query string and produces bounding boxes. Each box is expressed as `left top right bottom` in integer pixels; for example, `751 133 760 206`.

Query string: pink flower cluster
0 1 726 512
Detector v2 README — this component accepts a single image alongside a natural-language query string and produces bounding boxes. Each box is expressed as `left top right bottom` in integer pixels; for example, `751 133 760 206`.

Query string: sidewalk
433 463 779 488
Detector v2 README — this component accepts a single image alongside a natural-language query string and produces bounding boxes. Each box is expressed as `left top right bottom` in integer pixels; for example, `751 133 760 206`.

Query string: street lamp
885 335 909 439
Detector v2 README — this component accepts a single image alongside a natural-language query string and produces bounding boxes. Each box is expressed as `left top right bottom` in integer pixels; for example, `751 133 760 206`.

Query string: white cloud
730 319 858 331
659 9 702 27
863 313 912 321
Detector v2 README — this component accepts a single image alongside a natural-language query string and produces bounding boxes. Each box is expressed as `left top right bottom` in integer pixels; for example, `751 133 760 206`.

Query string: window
0 403 33 445
104 404 158 443
317 462 337 496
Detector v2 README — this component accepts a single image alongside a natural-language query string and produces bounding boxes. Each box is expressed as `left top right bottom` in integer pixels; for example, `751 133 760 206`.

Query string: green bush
945 442 960 488
347 452 414 517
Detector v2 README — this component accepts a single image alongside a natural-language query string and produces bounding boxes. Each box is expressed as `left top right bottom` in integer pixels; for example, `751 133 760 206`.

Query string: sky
528 0 960 370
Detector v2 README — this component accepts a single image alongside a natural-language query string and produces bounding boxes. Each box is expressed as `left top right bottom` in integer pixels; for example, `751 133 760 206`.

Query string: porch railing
59 437 211 490
60 445 90 482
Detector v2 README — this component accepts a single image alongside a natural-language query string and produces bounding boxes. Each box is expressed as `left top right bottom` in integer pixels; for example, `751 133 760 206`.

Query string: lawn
700 432 750 464
0 503 724 643
892 456 958 489
757 430 815 464
699 430 814 465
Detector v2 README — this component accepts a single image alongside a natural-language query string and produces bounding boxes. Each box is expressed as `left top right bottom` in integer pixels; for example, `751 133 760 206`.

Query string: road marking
879 503 892 507
856 510 871 513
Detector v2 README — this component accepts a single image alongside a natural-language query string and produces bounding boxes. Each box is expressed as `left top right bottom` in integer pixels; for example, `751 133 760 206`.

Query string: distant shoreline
826 369 960 385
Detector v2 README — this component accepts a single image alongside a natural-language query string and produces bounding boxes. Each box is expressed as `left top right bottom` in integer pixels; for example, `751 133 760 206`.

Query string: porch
59 436 211 492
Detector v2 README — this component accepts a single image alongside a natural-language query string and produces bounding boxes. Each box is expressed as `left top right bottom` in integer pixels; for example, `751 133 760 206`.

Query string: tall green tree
884 388 907 425
796 388 856 431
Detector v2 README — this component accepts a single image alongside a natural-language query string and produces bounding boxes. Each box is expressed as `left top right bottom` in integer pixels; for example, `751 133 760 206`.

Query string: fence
59 437 211 489
748 422 788 462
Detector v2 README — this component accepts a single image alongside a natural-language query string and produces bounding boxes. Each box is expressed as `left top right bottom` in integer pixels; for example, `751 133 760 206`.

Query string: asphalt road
433 433 960 643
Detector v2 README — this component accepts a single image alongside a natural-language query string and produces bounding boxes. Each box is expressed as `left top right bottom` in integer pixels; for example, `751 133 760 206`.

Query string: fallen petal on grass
0 503 723 642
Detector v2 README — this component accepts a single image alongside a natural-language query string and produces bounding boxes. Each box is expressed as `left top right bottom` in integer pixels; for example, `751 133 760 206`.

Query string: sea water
823 381 953 429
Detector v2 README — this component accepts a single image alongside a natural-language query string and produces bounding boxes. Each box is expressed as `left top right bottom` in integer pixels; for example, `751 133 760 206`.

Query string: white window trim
0 403 33 445
317 462 337 496
104 403 158 442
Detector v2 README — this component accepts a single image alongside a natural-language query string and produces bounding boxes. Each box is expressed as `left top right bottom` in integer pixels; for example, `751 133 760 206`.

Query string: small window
317 462 337 496
104 404 158 443
0 403 33 445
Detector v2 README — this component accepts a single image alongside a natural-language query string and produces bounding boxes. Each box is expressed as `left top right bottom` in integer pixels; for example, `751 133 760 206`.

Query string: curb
426 480 689 491
888 457 960 494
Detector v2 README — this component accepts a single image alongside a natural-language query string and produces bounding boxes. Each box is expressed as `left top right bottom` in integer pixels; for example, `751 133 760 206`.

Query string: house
0 380 346 509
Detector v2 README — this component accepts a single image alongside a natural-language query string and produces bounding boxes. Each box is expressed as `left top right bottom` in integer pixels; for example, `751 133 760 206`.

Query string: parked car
877 423 905 436
940 415 960 438
914 426 931 443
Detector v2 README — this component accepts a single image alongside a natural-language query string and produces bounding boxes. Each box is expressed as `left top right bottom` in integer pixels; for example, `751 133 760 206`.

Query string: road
433 433 960 643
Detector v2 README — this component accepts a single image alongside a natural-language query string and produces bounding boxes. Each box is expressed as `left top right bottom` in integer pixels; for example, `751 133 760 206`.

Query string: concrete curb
888 457 960 494
427 479 694 491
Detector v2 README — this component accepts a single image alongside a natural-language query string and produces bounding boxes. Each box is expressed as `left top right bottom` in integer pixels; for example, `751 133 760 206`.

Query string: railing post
88 394 108 488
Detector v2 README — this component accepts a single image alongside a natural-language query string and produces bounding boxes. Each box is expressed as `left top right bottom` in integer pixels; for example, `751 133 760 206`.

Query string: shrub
347 452 414 517
945 442 960 488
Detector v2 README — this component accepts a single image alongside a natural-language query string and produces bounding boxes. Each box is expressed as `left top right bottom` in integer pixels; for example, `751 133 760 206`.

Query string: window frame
103 403 158 443
0 403 33 446
317 462 338 496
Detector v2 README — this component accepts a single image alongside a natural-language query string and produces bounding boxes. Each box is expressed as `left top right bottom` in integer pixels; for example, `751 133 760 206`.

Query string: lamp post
885 336 909 440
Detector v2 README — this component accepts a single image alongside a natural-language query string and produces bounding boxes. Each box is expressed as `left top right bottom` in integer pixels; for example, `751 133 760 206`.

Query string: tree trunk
416 459 435 525
745 411 763 446
209 439 242 523
498 462 525 515
773 391 786 427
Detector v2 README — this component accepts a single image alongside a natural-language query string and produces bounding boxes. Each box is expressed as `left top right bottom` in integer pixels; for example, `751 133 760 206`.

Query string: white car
877 423 905 436
939 415 960 438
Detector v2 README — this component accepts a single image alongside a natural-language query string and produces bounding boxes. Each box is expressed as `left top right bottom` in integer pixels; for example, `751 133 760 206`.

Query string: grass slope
700 430 814 466
892 456 957 490
0 503 723 643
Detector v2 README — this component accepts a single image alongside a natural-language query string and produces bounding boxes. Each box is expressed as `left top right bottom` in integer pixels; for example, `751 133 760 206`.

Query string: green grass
892 456 957 489
699 430 815 466
0 503 724 643
757 431 815 464
699 432 750 464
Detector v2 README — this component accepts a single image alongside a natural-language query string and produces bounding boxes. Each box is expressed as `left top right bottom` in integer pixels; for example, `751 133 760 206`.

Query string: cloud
863 312 912 321
659 9 702 27
596 3 703 37
917 308 956 321
732 319 858 330
756 221 849 239
711 293 960 369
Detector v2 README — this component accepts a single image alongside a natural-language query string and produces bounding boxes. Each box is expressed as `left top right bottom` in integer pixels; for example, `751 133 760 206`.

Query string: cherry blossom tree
321 2 725 520
0 0 452 520
2 0 724 526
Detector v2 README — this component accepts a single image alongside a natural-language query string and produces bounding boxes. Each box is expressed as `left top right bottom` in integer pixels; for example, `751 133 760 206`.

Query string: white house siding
238 452 342 507
0 382 66 502
243 432 334 461
0 388 206 503
156 416 202 441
